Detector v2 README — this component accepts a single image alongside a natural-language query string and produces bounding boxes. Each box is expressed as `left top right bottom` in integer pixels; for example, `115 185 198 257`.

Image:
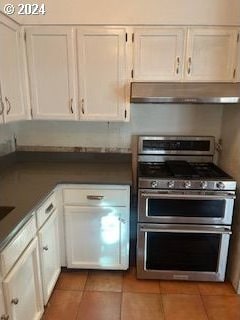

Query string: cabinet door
0 19 26 122
3 238 43 320
0 282 8 320
133 28 186 81
77 27 129 121
185 28 238 82
26 26 77 120
65 206 129 270
38 210 60 305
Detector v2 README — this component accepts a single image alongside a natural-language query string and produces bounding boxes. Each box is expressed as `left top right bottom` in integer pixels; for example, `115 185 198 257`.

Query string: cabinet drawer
63 186 129 207
0 215 36 276
36 192 56 229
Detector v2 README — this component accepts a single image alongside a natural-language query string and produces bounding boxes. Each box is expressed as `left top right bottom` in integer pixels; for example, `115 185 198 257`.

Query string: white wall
219 106 240 293
12 104 223 149
0 0 239 25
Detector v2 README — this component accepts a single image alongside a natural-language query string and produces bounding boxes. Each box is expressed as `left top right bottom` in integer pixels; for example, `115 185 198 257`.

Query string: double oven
137 136 236 281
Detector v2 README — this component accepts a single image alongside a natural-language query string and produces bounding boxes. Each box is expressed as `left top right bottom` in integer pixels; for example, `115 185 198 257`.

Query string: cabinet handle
87 195 104 200
0 99 4 116
1 315 9 320
5 97 11 115
187 57 192 74
176 56 180 74
81 98 85 114
45 203 54 214
0 84 4 116
11 298 19 305
69 98 74 114
119 217 126 224
43 246 49 251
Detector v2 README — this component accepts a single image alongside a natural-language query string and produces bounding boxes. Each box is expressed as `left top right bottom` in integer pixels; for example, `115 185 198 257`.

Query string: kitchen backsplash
12 104 223 151
0 124 15 156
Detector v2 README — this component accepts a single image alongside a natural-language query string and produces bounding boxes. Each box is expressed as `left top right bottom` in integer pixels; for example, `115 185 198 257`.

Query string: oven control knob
216 182 225 190
200 181 208 189
168 181 175 188
151 181 158 188
184 181 191 189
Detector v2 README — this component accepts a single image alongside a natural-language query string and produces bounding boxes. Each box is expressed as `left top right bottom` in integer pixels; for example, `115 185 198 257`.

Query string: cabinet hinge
237 33 239 43
233 68 236 79
132 33 134 42
30 108 33 118
24 31 26 42
125 33 128 42
131 69 134 78
124 110 127 119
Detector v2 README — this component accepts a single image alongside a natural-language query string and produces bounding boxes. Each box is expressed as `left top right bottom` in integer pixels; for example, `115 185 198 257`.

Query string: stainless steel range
137 136 236 282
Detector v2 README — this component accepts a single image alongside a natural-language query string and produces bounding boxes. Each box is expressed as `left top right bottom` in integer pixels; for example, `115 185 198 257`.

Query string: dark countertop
0 152 132 250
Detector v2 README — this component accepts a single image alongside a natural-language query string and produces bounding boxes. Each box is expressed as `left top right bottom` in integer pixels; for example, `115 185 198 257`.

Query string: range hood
130 82 240 104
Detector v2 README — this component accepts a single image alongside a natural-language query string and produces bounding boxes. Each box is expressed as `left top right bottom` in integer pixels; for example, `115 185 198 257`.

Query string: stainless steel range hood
130 82 240 104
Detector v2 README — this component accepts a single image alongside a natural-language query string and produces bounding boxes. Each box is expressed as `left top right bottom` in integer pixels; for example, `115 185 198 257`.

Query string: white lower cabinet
65 206 129 269
3 237 43 320
64 184 130 270
38 210 60 305
0 183 130 319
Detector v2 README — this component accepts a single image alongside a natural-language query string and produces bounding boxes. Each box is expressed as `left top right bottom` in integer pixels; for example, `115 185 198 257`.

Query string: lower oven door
138 190 235 224
137 223 231 281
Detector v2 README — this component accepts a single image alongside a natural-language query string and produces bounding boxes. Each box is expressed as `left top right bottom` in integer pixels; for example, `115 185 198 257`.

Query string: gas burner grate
138 161 232 180
166 160 200 178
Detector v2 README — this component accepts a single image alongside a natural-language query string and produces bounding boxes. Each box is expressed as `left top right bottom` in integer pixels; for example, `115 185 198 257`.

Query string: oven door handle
140 226 232 235
140 193 236 200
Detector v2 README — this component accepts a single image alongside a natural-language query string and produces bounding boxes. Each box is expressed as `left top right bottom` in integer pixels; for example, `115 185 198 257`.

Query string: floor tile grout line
43 269 239 320
74 269 89 320
76 288 92 320
199 293 211 320
159 293 166 320
74 291 84 320
82 269 89 292
196 283 201 295
159 280 162 294
120 291 123 320
56 270 89 320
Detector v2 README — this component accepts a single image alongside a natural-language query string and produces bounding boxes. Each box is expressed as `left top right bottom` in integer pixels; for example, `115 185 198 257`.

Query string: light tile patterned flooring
42 268 240 320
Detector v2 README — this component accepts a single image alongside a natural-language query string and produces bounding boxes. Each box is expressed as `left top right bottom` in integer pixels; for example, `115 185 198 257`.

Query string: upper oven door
138 190 235 225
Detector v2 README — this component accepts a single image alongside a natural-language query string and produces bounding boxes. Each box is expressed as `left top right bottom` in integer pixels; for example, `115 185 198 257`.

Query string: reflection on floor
42 268 240 320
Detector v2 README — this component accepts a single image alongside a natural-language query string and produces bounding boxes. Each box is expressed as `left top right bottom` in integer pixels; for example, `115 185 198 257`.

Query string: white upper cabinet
0 17 27 122
133 27 186 81
133 27 238 82
77 27 129 121
185 28 238 82
26 26 77 120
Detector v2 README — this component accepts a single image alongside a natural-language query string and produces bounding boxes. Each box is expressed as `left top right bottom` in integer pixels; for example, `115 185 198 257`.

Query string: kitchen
0 0 240 319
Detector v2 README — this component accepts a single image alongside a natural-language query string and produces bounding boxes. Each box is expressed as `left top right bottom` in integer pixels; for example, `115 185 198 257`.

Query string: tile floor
42 268 240 320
